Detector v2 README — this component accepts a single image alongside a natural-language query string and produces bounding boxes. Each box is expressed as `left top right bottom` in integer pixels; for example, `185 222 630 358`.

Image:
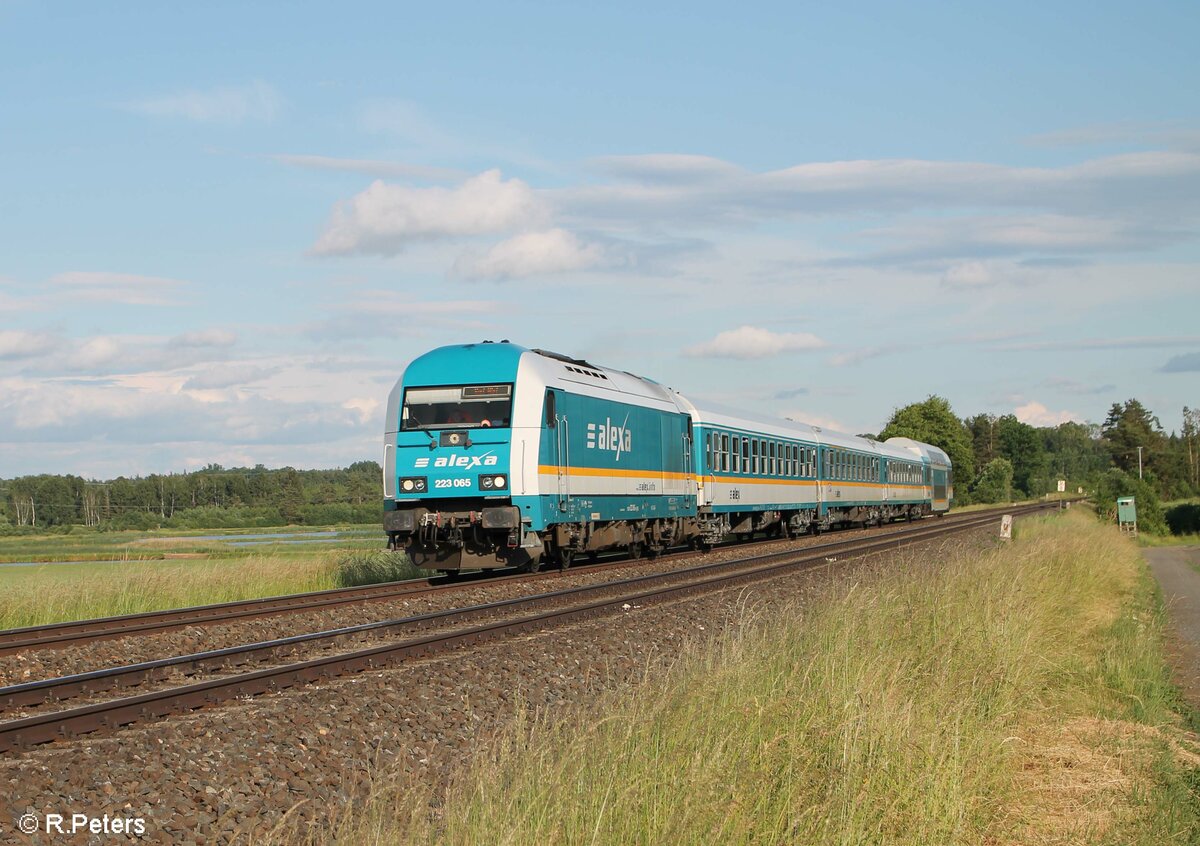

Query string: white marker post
1000 514 1013 540
1057 479 1066 510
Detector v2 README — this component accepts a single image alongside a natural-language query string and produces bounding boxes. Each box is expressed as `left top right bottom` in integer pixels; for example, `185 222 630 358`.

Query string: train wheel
515 554 541 574
628 541 643 559
557 549 575 570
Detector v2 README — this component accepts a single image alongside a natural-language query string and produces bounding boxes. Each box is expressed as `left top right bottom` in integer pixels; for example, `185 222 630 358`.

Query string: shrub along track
0 504 1051 754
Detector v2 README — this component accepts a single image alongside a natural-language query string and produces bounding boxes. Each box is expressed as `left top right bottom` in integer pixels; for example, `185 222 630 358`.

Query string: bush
333 550 422 587
1165 503 1200 536
1090 469 1169 535
300 503 380 526
970 457 1014 504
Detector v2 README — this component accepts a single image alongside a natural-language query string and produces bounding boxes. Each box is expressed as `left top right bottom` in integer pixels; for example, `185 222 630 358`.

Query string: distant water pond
0 559 131 568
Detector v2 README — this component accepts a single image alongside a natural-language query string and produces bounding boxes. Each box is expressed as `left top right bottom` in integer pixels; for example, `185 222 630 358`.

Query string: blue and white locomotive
383 341 952 571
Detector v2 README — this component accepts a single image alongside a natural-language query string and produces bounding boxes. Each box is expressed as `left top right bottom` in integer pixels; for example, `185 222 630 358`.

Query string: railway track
0 502 1051 753
0 504 1049 656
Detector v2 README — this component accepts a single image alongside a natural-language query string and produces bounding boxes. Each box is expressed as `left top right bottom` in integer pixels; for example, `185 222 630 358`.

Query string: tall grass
306 510 1198 845
333 550 422 587
0 554 339 630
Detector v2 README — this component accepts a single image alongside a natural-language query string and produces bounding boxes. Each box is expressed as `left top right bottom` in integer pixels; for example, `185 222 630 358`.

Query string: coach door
546 389 569 511
702 431 716 502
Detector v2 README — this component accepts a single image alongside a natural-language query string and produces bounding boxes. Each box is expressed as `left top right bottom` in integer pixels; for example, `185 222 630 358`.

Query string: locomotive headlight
398 476 427 494
479 474 507 491
493 475 506 488
480 475 494 489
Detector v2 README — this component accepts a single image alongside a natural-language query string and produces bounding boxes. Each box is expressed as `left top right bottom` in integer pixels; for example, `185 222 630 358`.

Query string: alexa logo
586 416 632 461
415 454 499 469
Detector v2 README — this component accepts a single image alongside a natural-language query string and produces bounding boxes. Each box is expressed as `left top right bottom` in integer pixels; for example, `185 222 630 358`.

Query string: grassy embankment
309 510 1199 845
0 528 420 630
0 525 382 564
1140 498 1200 548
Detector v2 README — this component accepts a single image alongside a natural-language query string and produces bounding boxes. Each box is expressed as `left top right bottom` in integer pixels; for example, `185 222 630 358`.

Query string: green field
0 525 394 630
308 510 1199 845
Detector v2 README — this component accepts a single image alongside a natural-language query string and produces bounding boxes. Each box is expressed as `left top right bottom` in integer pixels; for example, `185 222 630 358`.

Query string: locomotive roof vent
564 365 608 380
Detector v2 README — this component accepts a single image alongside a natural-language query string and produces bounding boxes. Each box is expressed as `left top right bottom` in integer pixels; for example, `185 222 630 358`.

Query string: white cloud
782 411 846 431
358 99 457 148
76 336 125 367
312 170 546 256
828 343 916 367
302 296 506 339
453 228 608 280
0 330 57 361
685 326 826 359
1015 400 1079 427
997 335 1200 352
561 151 1200 234
941 261 995 289
590 154 745 184
270 154 464 182
1161 352 1200 373
183 363 276 390
170 328 237 348
48 271 187 305
1027 122 1200 151
124 80 281 123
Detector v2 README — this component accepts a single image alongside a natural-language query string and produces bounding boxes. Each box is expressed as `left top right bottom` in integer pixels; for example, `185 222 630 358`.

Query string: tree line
3 397 1197 534
0 462 382 532
879 397 1200 534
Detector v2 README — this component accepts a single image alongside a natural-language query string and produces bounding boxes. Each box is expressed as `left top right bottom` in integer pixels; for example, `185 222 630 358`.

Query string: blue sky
2 0 1198 477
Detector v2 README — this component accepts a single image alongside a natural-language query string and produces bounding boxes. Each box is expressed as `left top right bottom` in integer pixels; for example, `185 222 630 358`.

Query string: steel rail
0 503 1051 753
0 503 1049 656
1 504 1049 710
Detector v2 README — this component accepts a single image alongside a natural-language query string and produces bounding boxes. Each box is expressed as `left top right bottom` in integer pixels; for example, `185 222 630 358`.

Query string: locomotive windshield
401 384 513 429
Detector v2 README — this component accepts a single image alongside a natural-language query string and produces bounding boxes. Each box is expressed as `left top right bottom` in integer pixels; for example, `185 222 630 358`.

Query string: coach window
741 438 750 474
751 439 759 474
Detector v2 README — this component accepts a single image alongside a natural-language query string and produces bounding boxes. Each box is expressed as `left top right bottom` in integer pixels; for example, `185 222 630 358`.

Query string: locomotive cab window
403 384 513 430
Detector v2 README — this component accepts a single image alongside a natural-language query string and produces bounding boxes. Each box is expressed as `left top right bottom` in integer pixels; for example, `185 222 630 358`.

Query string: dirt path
1144 546 1200 708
